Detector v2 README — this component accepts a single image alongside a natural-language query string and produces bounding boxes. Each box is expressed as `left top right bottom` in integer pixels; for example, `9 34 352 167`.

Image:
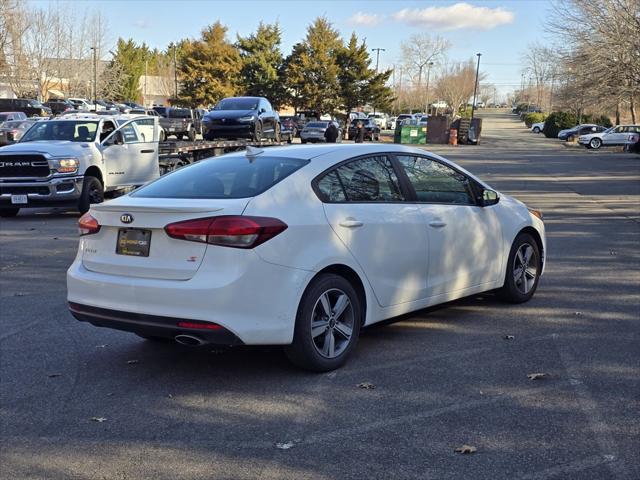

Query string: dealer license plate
116 228 151 257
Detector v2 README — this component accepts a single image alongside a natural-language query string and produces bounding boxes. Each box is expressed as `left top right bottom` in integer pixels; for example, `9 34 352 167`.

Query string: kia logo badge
120 213 134 224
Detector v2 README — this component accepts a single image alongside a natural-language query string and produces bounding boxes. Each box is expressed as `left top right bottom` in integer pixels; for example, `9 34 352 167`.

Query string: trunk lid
82 197 250 280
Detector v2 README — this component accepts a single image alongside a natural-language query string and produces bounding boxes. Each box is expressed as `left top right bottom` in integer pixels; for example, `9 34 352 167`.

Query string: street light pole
171 42 178 101
471 53 482 120
371 48 385 72
425 61 434 115
90 46 97 111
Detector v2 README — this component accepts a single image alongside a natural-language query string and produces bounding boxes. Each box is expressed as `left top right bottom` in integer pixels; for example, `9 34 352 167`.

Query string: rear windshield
153 107 168 116
2 120 30 129
168 108 191 118
306 122 327 128
132 155 309 199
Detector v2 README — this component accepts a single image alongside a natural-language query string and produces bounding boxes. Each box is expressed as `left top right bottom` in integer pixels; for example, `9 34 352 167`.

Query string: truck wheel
0 208 20 217
176 134 183 141
78 176 104 214
188 128 196 142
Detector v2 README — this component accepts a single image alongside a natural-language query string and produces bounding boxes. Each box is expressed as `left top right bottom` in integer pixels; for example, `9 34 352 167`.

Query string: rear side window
133 155 309 199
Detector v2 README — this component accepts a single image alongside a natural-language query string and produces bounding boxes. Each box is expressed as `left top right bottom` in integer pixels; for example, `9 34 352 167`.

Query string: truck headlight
50 158 79 174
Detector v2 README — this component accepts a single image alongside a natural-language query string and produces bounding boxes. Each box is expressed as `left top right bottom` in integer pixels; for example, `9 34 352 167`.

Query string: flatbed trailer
158 139 289 174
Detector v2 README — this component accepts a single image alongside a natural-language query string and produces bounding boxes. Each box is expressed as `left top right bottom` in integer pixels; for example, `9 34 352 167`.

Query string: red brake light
78 212 100 236
165 216 287 249
177 321 223 330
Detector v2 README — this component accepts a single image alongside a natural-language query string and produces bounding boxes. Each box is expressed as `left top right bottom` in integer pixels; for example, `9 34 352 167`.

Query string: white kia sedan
67 144 546 371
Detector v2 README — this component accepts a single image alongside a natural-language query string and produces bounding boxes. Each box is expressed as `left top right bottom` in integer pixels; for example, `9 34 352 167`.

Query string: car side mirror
481 189 499 206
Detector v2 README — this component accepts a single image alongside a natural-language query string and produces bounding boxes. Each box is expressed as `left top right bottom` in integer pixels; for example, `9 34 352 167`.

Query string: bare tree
435 60 484 113
400 34 450 109
522 43 555 109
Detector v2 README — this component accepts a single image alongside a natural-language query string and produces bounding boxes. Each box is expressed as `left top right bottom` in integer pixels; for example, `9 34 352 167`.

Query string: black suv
44 99 75 115
348 118 381 141
0 98 52 117
202 97 280 141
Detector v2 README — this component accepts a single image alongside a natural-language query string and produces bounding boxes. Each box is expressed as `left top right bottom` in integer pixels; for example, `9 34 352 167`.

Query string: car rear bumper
0 176 83 208
67 251 312 345
69 302 244 345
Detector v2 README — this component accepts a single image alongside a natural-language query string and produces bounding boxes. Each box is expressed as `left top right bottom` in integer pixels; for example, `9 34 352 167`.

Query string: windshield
28 100 44 107
133 155 309 199
2 121 30 129
168 109 191 118
20 120 99 143
214 98 258 111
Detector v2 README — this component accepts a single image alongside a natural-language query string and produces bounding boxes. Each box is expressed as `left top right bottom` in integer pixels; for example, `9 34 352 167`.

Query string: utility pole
371 48 385 72
170 42 178 101
425 61 434 115
471 53 482 120
90 46 97 111
144 57 148 107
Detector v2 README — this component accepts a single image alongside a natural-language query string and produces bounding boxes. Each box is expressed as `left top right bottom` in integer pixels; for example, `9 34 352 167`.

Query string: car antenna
245 146 264 162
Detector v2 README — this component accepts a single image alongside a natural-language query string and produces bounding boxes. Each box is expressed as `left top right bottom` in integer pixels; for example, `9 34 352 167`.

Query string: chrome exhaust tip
174 334 205 347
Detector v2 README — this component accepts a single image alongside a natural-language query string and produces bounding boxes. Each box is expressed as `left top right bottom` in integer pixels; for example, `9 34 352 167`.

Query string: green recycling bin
399 124 427 144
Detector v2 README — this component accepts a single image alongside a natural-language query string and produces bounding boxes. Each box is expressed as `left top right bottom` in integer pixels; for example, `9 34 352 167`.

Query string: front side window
397 155 475 205
19 121 98 143
317 156 404 203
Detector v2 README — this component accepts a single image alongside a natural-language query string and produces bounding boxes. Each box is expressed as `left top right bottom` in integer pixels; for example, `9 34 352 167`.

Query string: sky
34 0 554 99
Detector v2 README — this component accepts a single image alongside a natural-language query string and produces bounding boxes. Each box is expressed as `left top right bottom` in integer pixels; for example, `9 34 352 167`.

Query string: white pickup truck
0 114 161 216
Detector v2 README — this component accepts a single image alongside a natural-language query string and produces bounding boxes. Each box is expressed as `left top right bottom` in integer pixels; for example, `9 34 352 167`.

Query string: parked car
367 113 387 129
280 115 306 137
202 96 280 141
300 121 342 143
45 99 75 115
122 101 144 110
159 108 199 141
386 116 397 130
557 124 604 141
0 114 161 216
396 114 416 126
0 112 28 124
0 98 52 117
67 98 93 112
530 122 545 134
67 143 546 371
348 118 381 141
578 125 640 149
0 119 40 145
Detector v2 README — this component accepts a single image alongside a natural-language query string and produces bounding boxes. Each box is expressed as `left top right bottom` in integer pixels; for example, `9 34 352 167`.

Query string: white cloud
392 2 514 31
348 12 383 27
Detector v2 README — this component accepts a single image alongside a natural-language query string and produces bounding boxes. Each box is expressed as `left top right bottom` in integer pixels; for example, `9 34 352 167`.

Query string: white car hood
0 140 94 157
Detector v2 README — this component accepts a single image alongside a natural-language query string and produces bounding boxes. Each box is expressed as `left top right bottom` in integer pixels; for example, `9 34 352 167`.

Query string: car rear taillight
78 212 101 236
177 321 223 330
165 216 287 249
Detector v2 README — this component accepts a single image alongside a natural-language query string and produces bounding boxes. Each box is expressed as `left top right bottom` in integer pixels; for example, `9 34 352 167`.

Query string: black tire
589 138 602 149
176 133 183 141
274 122 281 142
78 176 104 214
253 122 263 142
533 127 540 133
0 208 19 217
284 273 362 372
159 130 166 142
187 128 196 142
497 232 542 304
301 139 307 144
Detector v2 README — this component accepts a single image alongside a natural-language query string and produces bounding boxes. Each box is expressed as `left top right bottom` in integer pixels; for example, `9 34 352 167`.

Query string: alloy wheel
513 243 538 295
310 288 354 358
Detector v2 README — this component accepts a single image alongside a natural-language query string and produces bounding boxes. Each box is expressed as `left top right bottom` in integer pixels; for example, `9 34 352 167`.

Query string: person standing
354 121 365 143
324 121 339 143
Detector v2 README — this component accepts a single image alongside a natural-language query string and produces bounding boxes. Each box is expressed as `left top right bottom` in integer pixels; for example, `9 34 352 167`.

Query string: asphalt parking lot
1 112 638 480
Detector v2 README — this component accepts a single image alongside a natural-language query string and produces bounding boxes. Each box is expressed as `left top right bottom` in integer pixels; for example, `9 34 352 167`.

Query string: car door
603 126 624 145
394 154 502 297
320 154 429 306
102 118 159 188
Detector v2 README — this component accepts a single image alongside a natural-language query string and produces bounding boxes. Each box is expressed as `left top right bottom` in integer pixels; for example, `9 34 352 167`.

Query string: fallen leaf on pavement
503 335 515 340
126 360 139 365
454 445 477 454
527 372 548 380
90 417 107 423
275 441 295 450
357 382 375 389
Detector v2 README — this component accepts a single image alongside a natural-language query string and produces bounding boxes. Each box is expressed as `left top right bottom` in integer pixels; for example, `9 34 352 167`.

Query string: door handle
428 221 447 228
339 219 364 228
140 149 155 153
